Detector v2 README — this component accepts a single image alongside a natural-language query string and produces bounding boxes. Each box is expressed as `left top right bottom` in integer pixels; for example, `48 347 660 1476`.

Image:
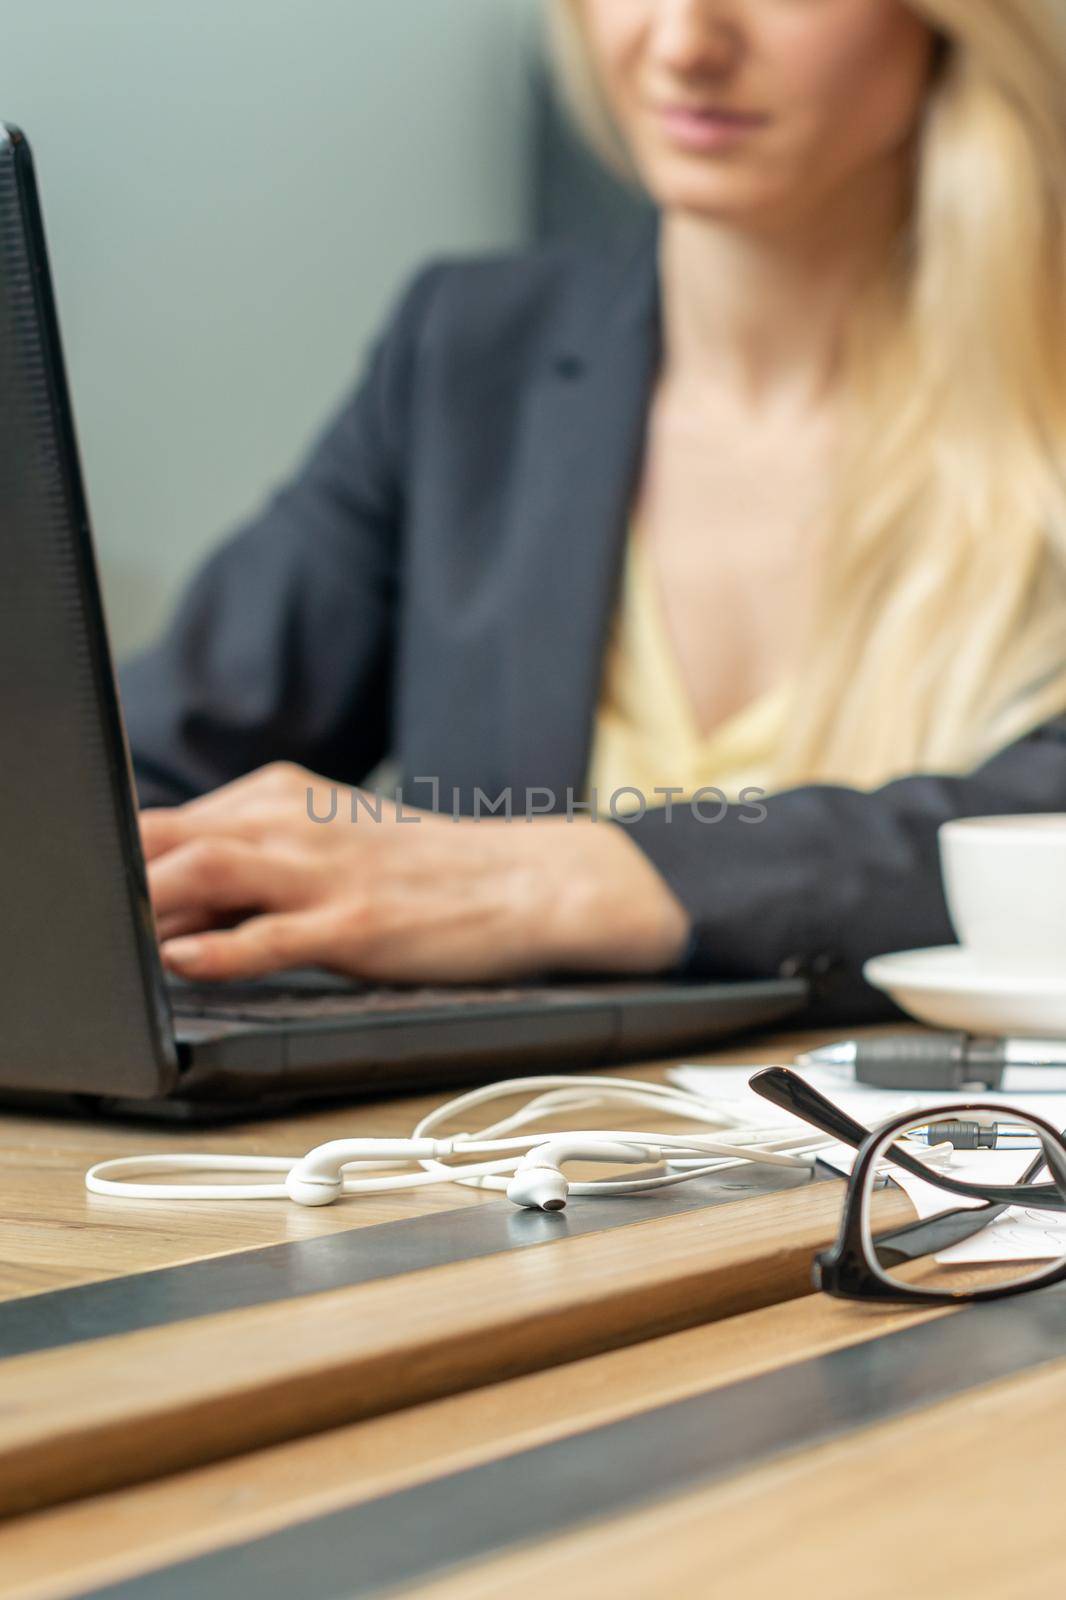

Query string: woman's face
577 0 939 225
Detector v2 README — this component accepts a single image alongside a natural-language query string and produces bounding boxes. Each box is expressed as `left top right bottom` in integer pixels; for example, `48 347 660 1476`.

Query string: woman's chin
655 184 794 229
640 157 792 227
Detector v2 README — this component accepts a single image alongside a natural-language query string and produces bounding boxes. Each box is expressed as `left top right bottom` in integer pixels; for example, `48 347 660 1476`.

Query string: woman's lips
656 104 769 153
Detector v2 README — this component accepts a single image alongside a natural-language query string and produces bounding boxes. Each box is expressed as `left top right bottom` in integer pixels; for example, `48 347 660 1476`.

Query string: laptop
0 123 808 1119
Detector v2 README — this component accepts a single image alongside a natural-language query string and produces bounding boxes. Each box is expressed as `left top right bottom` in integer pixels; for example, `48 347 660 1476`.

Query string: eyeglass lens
861 1111 1066 1298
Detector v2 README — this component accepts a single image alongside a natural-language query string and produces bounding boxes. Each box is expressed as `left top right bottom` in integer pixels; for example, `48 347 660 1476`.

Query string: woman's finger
160 911 330 983
160 762 335 829
154 906 248 943
138 807 194 862
139 805 290 863
138 775 350 864
153 909 209 942
147 836 314 920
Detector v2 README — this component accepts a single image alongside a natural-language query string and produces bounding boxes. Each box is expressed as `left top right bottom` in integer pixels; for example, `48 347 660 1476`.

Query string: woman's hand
140 762 691 984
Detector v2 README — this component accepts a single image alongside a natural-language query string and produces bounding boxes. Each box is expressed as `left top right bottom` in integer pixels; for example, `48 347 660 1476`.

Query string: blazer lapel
502 219 661 809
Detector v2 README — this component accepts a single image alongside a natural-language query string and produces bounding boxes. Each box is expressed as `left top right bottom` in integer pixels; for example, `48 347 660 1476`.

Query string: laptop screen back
0 125 176 1098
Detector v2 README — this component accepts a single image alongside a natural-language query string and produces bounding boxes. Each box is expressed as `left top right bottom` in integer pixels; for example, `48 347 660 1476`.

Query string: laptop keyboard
166 974 546 1024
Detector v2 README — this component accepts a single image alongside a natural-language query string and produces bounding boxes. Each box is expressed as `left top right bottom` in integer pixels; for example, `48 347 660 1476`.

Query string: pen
908 1119 1042 1151
795 1031 1066 1092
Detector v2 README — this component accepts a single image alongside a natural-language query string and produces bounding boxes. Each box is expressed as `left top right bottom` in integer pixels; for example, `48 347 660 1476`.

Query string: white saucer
863 946 1066 1036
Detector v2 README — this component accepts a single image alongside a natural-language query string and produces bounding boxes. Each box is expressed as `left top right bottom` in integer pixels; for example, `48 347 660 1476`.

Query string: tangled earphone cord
84 1073 835 1212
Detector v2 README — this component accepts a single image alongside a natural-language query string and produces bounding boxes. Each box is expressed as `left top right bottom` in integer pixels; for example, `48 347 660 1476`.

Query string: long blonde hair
549 0 1066 791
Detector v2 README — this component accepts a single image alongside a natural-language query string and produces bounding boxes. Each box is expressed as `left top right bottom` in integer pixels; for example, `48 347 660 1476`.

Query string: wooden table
0 1291 954 1599
6 1289 1060 1600
4 1020 1040 1599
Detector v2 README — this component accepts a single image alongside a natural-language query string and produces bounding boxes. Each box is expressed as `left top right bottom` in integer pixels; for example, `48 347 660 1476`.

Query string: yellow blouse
586 531 791 816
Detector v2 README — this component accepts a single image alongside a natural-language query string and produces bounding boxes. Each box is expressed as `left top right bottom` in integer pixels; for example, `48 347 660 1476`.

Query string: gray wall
1 0 540 655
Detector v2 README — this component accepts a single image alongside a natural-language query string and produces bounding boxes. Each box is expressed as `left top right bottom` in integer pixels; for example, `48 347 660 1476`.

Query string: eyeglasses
749 1067 1066 1306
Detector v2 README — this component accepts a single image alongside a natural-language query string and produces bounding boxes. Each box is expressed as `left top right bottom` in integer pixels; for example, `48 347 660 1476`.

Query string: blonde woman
122 0 1066 1021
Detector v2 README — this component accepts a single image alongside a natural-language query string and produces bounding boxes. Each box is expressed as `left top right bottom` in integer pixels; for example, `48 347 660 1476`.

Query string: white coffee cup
939 814 1066 974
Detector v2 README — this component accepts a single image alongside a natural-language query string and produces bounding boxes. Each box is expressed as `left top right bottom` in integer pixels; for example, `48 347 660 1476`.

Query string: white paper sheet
890 1153 1066 1264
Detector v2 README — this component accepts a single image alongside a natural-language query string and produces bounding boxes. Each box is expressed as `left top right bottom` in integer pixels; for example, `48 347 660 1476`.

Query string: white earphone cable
84 1072 835 1211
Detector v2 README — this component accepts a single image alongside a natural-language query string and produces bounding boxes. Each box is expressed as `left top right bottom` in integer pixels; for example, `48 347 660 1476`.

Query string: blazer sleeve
625 714 1066 1023
117 263 444 809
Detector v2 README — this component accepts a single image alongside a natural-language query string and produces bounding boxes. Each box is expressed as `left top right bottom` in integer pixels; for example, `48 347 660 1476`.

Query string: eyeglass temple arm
748 1067 1066 1209
748 1067 871 1146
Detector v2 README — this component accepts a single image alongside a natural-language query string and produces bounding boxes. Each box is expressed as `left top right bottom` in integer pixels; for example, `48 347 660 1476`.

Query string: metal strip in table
0 1163 825 1359
74 1284 1066 1600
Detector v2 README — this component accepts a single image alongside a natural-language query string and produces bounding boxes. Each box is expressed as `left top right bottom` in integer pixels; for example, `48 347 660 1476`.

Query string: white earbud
283 1138 446 1206
505 1163 569 1212
506 1138 661 1212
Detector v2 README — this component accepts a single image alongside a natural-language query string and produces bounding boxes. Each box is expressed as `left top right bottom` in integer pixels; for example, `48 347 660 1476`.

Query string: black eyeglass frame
749 1066 1066 1307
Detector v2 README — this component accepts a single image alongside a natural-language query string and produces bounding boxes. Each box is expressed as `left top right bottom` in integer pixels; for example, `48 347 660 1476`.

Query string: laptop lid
0 124 178 1098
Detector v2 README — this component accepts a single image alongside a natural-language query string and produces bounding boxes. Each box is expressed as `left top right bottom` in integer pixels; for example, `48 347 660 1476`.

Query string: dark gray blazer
119 219 1066 1022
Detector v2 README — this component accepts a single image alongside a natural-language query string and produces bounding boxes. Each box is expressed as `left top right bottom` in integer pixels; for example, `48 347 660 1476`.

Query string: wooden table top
402 1313 1064 1600
6 1018 1037 1600
1 1290 953 1600
7 1280 1062 1600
